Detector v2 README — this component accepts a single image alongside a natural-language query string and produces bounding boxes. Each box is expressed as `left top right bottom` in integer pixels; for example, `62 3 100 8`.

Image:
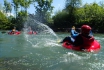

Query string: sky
0 0 103 15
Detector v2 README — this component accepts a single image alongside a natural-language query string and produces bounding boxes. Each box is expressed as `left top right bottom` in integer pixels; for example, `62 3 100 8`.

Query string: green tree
65 0 82 24
0 11 12 30
12 0 20 18
53 10 70 28
19 0 32 12
4 0 12 13
16 11 28 30
34 0 54 23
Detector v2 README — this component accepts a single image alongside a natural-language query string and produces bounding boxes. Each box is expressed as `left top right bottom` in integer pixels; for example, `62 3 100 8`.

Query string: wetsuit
73 34 94 49
71 29 79 39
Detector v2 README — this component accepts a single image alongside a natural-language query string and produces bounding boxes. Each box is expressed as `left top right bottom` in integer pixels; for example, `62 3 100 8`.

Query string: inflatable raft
8 31 21 35
62 40 101 52
27 31 37 35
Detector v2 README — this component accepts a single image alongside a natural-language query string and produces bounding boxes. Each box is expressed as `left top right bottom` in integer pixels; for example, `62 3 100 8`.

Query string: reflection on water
0 32 104 70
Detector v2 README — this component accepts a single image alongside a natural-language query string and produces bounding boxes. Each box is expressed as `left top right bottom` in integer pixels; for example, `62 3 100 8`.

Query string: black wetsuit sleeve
73 35 83 46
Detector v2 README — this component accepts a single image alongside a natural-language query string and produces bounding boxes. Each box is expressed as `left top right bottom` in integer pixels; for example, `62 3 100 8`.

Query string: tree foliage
53 2 104 33
1 0 104 33
34 0 54 23
4 0 12 13
0 11 12 29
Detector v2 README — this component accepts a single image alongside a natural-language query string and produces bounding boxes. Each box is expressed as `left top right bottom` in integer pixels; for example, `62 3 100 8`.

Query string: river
0 31 104 70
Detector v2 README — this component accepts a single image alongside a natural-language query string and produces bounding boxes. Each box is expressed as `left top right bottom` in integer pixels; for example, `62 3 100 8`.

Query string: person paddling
70 26 79 39
28 26 37 34
60 26 78 43
11 27 17 34
61 25 94 50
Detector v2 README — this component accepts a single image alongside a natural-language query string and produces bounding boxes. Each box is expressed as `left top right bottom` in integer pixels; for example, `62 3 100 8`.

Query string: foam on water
62 52 91 62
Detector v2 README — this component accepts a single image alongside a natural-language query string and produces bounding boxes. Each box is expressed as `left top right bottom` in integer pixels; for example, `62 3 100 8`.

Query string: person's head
81 25 91 36
72 26 75 30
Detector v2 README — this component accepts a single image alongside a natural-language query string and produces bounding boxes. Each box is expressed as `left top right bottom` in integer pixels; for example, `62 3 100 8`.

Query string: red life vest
81 36 94 49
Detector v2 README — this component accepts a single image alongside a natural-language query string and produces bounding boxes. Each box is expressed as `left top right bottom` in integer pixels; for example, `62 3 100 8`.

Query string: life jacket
81 35 94 49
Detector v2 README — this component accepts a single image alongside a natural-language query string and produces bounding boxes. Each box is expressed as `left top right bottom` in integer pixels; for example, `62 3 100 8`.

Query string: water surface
0 32 104 70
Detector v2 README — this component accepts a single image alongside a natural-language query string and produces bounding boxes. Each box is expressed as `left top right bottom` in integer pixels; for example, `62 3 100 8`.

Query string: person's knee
62 37 70 42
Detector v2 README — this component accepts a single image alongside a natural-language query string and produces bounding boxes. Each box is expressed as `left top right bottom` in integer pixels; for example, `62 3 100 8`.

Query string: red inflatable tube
27 31 37 35
8 31 21 35
62 40 101 52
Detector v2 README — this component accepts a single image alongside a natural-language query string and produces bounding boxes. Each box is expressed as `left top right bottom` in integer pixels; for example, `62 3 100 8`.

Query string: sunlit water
0 31 104 70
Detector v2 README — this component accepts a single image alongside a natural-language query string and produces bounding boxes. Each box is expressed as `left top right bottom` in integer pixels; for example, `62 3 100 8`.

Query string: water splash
24 14 58 37
23 14 59 47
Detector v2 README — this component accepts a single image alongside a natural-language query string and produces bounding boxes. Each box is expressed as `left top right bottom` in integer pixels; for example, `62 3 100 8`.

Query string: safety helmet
81 25 91 33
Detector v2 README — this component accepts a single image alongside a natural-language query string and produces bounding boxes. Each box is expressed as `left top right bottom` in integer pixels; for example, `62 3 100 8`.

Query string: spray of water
24 14 58 37
23 14 60 47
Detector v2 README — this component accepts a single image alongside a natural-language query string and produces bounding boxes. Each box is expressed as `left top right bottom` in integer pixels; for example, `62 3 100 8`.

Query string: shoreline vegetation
1 0 104 33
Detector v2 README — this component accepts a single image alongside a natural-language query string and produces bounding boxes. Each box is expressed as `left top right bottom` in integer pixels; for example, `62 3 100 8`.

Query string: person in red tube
72 25 94 50
62 25 94 50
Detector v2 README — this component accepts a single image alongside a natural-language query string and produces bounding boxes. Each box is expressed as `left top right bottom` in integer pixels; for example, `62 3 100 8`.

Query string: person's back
73 34 93 46
73 25 94 50
73 34 83 46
